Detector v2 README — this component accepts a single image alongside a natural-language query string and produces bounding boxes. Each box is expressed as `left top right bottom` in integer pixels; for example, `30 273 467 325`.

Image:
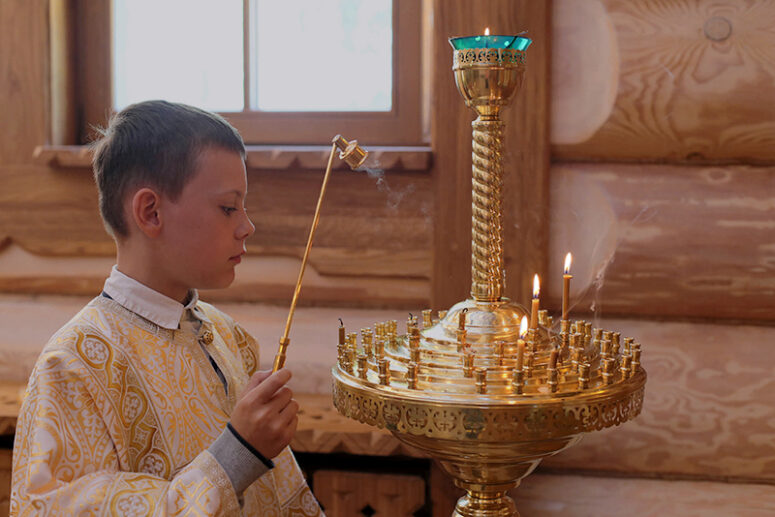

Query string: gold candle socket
422 309 433 328
475 368 487 394
361 328 373 359
578 362 590 389
548 368 558 393
357 354 368 380
527 329 537 352
457 330 467 353
463 351 475 378
632 344 642 370
512 368 525 394
603 358 615 385
406 363 418 389
378 359 390 386
621 355 632 379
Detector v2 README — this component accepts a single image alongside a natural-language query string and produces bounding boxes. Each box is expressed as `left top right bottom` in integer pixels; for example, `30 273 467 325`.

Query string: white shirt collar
102 265 200 330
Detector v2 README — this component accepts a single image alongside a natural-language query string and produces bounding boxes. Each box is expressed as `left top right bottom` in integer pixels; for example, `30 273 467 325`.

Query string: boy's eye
221 206 237 215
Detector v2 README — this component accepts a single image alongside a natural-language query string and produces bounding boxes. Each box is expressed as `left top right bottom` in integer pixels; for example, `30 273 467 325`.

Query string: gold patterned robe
11 296 322 516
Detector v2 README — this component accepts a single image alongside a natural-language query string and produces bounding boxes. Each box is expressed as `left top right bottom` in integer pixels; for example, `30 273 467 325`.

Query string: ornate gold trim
453 48 526 69
333 368 646 442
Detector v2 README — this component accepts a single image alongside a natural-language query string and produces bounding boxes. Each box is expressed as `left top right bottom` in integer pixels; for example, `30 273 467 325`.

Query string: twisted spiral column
470 117 505 302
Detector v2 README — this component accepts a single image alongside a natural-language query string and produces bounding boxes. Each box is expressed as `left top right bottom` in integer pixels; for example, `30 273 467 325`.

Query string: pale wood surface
430 0 552 310
547 163 775 322
552 0 775 164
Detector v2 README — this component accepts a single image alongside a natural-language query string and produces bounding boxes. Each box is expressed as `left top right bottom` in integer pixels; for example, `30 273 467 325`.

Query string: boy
11 100 323 516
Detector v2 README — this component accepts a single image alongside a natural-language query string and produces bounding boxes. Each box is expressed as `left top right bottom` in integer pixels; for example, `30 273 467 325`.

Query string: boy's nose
237 211 256 240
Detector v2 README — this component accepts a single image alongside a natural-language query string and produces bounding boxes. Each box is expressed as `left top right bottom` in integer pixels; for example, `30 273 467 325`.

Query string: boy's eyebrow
215 189 247 199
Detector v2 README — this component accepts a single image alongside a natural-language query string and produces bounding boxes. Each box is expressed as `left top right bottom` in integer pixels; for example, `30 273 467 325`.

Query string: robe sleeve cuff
208 425 273 495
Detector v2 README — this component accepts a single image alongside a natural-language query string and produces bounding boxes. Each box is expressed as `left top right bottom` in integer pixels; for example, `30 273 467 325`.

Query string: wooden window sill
33 145 433 171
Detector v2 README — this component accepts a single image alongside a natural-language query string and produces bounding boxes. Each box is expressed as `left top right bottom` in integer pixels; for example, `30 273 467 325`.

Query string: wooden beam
548 163 775 322
0 0 49 165
552 0 775 165
430 0 551 309
75 0 111 144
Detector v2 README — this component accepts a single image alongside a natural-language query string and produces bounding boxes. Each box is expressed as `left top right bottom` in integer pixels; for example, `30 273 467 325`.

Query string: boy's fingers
252 369 292 401
269 386 293 408
245 370 272 391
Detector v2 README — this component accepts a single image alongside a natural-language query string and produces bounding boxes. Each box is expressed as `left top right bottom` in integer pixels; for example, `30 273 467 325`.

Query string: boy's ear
130 188 163 238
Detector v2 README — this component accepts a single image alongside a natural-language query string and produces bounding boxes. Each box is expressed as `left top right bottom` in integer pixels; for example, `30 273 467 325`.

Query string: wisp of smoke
355 162 415 211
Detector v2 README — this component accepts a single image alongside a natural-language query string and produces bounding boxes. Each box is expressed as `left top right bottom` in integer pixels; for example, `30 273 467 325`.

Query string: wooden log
547 163 775 322
0 0 49 165
0 163 433 304
552 0 775 164
33 144 433 172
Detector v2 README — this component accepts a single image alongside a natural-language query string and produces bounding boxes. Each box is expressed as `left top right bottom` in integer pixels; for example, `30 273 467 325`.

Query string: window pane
254 0 392 112
113 0 244 112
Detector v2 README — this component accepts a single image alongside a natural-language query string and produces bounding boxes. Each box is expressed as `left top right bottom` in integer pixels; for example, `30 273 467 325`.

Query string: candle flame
519 316 528 338
484 27 490 36
533 274 540 298
564 252 573 275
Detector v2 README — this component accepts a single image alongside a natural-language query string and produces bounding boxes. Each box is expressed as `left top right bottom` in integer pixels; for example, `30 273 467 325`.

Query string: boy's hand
230 369 299 459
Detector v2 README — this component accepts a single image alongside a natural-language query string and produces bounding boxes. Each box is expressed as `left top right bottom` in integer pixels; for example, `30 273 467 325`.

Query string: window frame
73 0 424 146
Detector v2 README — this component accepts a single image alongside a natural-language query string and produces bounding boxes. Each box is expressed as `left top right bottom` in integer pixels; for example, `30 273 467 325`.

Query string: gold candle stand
332 37 647 517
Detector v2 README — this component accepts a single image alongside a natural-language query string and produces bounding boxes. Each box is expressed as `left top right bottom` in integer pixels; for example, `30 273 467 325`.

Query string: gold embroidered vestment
11 296 322 516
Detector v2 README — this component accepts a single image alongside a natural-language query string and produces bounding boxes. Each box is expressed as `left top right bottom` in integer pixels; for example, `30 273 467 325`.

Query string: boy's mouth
229 251 245 263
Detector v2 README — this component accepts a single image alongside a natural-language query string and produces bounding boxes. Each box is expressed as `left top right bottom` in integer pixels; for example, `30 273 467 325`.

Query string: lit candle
338 318 345 346
519 315 528 340
530 274 540 329
516 316 528 368
484 27 490 36
516 341 525 371
562 253 573 321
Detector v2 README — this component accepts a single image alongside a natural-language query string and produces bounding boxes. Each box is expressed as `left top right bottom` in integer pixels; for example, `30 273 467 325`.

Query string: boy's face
159 146 255 295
